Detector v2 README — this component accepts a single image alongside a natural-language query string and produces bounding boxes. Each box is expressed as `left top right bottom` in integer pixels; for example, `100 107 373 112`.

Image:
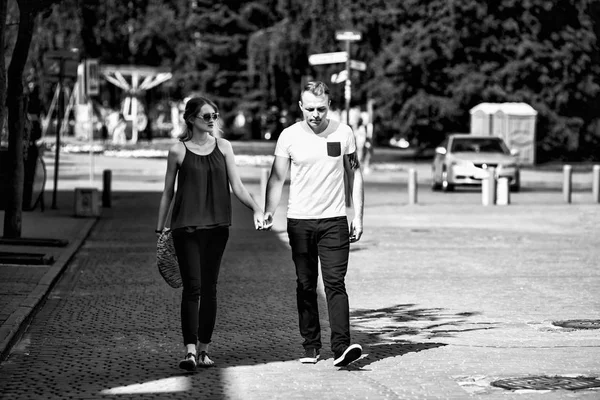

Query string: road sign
44 49 80 80
335 30 362 41
350 60 367 71
44 49 80 60
308 51 348 65
44 58 79 80
331 70 348 84
85 59 100 96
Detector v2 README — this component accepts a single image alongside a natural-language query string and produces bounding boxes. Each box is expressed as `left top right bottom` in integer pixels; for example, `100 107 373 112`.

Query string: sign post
335 30 361 126
308 31 365 126
44 49 79 209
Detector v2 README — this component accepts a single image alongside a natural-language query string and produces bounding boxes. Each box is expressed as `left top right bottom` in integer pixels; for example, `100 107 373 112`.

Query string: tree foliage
19 0 600 161
370 0 600 160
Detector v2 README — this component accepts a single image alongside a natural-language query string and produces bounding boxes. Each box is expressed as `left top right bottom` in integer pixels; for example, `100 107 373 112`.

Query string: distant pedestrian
155 96 264 371
112 113 127 145
100 123 109 144
263 81 365 367
355 118 367 166
363 121 374 174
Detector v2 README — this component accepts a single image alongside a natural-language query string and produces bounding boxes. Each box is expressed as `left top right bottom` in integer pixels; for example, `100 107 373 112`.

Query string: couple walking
155 81 365 371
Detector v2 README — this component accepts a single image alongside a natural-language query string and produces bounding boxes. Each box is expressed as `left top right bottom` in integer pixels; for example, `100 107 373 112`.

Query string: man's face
299 91 330 130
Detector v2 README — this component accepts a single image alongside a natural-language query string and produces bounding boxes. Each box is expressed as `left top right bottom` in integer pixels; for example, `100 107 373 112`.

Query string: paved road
0 154 599 399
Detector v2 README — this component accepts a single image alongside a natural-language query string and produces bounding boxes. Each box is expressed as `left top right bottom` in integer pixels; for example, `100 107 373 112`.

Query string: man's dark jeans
287 216 350 355
172 227 229 345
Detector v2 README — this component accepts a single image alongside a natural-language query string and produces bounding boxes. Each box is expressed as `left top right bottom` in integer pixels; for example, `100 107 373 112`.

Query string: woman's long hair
178 96 222 141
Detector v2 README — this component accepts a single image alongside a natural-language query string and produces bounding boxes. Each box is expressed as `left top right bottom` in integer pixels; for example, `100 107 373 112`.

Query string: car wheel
441 169 454 192
510 172 520 192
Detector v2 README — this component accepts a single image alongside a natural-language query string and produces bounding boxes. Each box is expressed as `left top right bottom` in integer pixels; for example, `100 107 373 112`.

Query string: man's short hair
301 81 330 99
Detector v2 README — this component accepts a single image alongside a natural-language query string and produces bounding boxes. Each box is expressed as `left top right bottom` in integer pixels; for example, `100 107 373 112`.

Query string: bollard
260 167 269 205
593 165 600 203
408 168 417 204
102 169 112 208
563 165 572 203
496 177 510 205
481 167 496 206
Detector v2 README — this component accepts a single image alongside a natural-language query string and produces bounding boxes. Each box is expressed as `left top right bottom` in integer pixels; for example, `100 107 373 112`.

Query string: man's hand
253 210 264 230
263 212 274 230
349 219 363 243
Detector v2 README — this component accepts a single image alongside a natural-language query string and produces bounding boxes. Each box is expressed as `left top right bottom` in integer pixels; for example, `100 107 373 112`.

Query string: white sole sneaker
299 349 320 364
333 344 362 367
299 355 320 364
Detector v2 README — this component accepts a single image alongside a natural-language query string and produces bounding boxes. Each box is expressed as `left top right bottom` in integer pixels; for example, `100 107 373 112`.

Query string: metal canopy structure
101 65 172 143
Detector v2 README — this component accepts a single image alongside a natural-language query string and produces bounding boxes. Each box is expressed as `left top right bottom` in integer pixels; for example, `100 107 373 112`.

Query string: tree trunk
3 2 36 239
0 1 7 138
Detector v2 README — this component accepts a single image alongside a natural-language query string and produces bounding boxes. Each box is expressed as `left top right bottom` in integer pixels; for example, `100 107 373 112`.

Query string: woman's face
192 104 218 133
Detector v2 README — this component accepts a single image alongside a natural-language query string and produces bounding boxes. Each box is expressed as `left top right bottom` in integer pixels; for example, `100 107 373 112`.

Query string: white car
431 134 520 192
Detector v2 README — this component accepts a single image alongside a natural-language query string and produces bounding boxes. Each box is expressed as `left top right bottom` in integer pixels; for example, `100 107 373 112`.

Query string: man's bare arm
344 153 364 242
264 156 290 229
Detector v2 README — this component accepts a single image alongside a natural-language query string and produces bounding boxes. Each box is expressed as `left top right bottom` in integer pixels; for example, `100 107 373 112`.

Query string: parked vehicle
431 134 520 192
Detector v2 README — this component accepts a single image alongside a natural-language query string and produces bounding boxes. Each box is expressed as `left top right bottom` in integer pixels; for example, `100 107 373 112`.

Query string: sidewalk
0 191 98 361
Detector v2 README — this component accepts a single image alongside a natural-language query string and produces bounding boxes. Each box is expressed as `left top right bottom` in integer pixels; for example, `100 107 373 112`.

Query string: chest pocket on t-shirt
327 142 341 157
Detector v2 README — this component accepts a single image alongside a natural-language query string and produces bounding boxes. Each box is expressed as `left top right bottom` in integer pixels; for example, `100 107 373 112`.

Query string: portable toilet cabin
470 102 537 165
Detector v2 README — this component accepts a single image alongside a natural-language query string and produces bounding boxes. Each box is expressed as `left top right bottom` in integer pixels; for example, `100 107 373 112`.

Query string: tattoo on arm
347 152 360 170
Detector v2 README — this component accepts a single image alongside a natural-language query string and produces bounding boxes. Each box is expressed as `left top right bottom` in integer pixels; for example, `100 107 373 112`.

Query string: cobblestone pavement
0 168 599 399
0 191 97 361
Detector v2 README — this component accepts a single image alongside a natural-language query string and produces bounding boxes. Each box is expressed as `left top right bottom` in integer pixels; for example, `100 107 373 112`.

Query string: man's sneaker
333 344 362 367
179 352 197 371
299 348 320 364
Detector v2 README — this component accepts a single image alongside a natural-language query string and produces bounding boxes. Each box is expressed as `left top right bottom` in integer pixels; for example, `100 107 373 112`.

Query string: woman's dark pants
172 227 229 345
287 216 350 355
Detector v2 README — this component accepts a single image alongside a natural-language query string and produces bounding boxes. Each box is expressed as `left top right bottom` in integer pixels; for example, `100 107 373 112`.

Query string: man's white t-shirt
274 119 356 219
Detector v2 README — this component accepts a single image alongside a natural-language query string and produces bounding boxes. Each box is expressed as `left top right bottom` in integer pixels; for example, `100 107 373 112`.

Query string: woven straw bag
156 229 182 288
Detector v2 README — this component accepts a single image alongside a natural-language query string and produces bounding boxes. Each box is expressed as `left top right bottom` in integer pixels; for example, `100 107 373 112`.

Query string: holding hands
253 209 264 230
262 212 274 231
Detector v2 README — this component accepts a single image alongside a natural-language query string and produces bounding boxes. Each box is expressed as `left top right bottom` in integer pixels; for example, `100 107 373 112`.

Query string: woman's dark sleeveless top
170 140 231 230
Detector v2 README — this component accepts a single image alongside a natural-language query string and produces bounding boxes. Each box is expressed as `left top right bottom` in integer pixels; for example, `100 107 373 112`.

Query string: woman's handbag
156 229 182 288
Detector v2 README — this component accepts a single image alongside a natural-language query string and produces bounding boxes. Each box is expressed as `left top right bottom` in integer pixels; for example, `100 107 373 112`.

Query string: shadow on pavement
349 304 489 368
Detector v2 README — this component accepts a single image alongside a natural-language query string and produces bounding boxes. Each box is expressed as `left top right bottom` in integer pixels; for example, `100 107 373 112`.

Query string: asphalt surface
0 148 599 399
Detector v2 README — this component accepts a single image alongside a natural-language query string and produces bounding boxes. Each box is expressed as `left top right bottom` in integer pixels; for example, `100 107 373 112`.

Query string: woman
112 113 127 144
156 96 263 370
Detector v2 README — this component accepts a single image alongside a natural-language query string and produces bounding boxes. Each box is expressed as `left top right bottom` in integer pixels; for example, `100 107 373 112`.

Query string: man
263 81 364 367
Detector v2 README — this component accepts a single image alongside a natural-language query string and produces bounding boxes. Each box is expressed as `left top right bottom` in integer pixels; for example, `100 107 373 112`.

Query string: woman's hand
253 210 264 230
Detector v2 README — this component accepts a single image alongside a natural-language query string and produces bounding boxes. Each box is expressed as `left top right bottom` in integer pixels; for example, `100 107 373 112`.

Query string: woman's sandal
197 351 215 368
179 352 197 371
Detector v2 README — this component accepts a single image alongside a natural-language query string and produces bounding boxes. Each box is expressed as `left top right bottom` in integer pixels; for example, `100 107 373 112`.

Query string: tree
2 0 59 239
367 0 600 160
0 1 8 140
15 0 600 162
248 0 354 116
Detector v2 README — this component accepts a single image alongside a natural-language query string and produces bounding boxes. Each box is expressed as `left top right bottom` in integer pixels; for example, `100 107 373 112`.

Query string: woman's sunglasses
196 113 220 123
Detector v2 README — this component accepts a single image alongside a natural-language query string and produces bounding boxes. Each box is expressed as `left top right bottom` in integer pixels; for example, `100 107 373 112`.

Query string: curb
0 217 98 362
